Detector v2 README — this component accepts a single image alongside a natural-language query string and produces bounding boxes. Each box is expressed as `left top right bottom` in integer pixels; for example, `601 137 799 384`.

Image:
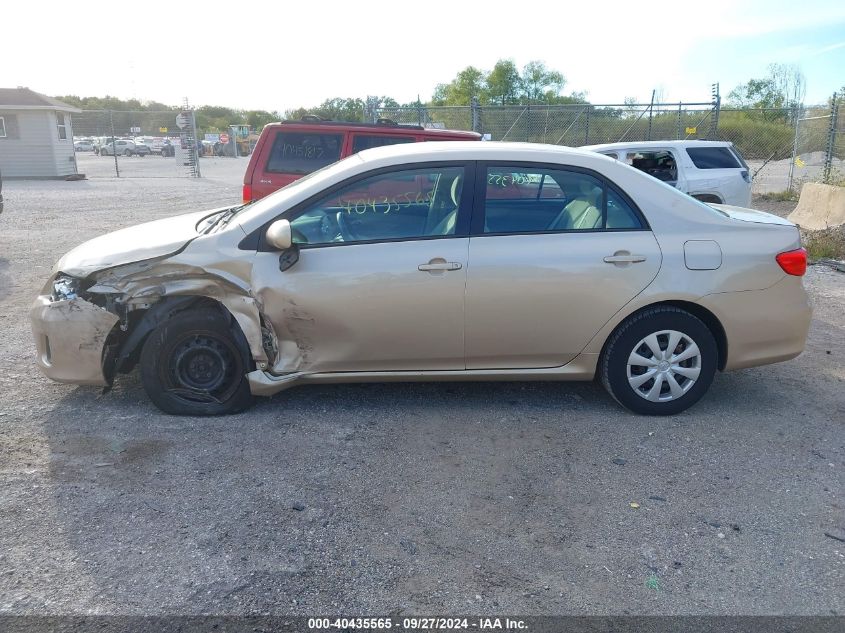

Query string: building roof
0 88 81 113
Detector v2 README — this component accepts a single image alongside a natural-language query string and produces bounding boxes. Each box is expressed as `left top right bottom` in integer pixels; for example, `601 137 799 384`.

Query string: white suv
100 139 137 157
581 140 752 208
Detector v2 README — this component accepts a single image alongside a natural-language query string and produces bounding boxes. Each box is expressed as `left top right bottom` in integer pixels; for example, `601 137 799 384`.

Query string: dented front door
251 239 469 374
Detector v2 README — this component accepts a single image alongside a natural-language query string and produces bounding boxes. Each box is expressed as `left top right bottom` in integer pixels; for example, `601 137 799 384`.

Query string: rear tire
600 306 717 415
139 308 254 415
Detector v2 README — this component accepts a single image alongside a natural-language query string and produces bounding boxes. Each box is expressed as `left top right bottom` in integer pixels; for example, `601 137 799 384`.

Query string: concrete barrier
787 183 845 230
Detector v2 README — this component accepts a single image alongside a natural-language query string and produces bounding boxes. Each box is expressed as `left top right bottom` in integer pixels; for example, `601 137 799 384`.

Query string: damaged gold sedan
32 142 811 415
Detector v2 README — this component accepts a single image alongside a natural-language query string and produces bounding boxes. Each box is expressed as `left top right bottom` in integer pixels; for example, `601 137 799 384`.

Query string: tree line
56 60 820 135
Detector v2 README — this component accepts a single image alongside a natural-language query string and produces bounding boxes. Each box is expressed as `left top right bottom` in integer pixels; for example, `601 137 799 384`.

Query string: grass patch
760 189 799 202
802 227 845 261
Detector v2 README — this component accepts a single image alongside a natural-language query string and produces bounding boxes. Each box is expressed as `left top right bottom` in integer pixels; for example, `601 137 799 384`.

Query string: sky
3 0 845 111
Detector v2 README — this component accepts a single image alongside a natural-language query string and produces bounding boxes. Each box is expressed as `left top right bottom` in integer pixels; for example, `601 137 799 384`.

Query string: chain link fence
68 92 843 193
374 102 718 145
376 94 845 195
71 108 202 178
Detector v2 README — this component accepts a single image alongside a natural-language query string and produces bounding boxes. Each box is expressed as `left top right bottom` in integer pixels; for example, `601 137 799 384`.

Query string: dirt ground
0 158 843 615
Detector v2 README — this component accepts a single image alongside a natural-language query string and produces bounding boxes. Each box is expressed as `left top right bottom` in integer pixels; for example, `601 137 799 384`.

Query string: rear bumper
698 275 812 370
30 295 119 386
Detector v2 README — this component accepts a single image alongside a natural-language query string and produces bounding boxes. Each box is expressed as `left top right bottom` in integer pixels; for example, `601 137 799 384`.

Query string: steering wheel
319 213 343 242
336 211 362 242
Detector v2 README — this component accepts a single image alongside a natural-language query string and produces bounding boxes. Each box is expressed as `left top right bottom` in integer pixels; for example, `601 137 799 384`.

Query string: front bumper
30 295 119 386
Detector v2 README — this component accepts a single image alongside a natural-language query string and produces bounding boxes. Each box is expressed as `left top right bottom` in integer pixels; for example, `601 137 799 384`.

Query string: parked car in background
99 139 137 156
74 139 95 152
134 137 155 152
160 139 175 157
582 140 752 207
31 142 810 416
242 117 482 202
132 139 152 156
145 137 168 155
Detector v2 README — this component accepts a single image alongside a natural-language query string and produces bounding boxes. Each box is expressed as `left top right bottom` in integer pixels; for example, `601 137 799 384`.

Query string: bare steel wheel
601 307 717 415
627 330 701 402
140 308 254 415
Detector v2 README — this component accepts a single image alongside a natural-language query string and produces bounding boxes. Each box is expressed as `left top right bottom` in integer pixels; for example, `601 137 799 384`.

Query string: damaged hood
55 208 228 278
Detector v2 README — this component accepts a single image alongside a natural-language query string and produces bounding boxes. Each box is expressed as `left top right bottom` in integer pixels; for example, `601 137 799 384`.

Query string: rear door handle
603 253 647 264
418 261 462 272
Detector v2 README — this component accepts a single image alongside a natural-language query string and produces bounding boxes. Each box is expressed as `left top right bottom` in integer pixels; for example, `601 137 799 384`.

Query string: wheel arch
597 300 728 372
110 295 251 377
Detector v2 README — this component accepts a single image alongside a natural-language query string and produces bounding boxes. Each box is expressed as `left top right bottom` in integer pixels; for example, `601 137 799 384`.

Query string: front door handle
418 259 462 272
603 252 647 264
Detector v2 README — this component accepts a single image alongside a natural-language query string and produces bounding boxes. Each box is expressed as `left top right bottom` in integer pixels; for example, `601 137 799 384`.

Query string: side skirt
246 353 599 397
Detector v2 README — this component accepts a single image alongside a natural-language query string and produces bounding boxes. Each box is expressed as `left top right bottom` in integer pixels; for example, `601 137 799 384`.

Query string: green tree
728 78 785 109
431 66 488 105
54 95 178 111
520 60 564 103
284 97 366 122
728 63 806 124
487 59 521 105
245 110 278 131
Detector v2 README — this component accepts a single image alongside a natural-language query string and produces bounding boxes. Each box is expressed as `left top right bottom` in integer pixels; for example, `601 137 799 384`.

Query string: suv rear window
351 134 415 153
266 132 343 175
686 147 741 169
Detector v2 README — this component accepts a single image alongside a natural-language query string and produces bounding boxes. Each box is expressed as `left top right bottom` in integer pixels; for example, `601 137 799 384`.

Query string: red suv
242 118 481 202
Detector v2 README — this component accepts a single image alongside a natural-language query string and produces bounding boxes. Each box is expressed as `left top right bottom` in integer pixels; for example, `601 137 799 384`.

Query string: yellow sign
159 127 168 133
795 157 805 167
685 126 697 135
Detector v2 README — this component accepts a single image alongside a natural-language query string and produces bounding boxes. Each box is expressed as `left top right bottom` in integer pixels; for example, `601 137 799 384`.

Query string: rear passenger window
482 166 643 233
606 188 641 229
266 132 343 175
351 135 415 153
686 147 741 169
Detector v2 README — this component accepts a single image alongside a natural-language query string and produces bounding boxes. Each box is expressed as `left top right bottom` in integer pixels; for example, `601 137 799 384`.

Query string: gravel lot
0 159 843 616
748 155 845 195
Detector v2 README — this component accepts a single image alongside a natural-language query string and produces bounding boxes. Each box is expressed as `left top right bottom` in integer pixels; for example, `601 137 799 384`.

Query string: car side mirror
266 219 292 250
266 219 299 271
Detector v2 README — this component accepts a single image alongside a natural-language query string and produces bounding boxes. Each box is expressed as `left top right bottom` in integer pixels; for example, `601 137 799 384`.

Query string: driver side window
289 165 467 246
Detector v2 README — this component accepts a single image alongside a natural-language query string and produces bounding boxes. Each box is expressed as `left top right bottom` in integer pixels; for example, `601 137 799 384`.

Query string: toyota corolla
31 142 811 416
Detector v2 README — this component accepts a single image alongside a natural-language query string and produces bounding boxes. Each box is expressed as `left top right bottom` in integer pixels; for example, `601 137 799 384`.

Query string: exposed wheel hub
172 335 234 394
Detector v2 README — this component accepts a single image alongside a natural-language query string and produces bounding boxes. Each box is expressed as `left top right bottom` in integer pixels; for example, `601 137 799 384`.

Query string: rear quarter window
686 147 741 169
265 132 343 175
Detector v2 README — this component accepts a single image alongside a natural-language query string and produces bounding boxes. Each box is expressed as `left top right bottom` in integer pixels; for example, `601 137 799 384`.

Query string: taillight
776 248 807 276
242 183 252 203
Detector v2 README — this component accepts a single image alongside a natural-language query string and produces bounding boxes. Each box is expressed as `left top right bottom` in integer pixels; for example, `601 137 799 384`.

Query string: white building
0 88 81 178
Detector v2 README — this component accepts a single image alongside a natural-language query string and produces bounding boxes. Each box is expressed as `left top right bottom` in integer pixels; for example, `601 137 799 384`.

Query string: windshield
235 153 366 228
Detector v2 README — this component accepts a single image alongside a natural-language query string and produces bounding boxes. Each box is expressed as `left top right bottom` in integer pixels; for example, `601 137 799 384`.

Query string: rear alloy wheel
140 309 254 415
601 307 717 415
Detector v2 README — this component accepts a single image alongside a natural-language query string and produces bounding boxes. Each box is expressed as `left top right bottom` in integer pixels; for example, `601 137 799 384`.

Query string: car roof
269 120 481 139
355 140 600 164
581 140 733 151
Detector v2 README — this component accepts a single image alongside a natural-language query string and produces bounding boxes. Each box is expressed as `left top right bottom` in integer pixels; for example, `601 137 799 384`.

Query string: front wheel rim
164 333 241 404
627 329 702 402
